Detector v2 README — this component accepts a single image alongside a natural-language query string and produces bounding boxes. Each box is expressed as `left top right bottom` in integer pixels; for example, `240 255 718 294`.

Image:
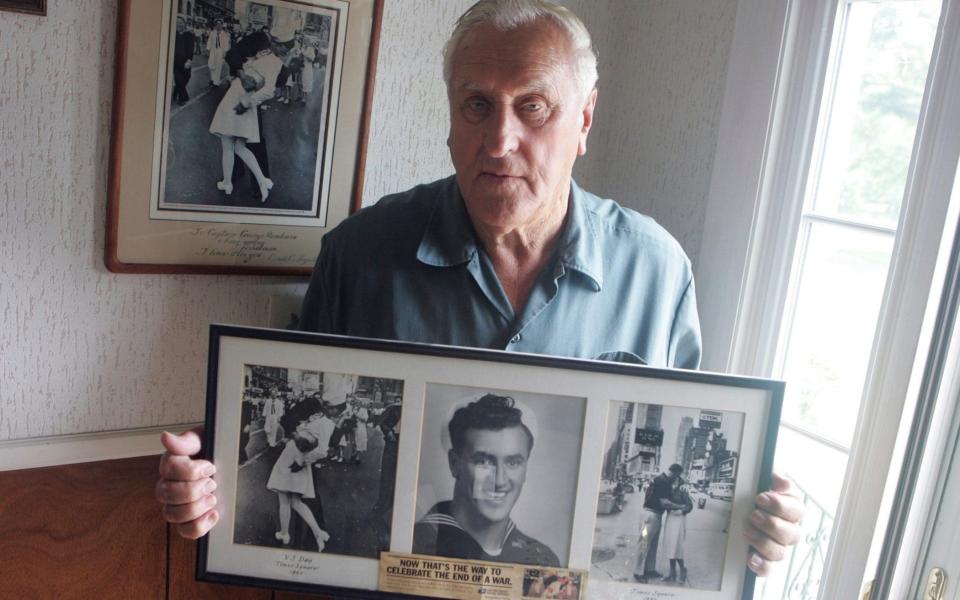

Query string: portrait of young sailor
414 387 586 567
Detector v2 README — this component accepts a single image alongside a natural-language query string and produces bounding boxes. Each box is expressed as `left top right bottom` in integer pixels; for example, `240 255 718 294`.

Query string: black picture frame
198 324 783 600
0 0 46 16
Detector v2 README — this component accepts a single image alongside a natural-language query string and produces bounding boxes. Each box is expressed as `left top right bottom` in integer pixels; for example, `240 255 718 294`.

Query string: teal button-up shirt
301 176 700 369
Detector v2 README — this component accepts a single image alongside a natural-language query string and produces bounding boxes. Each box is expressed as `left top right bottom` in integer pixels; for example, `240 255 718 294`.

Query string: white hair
443 0 598 101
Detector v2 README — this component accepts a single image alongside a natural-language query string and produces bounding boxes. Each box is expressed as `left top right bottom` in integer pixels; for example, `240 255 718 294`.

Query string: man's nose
494 463 510 489
483 106 520 158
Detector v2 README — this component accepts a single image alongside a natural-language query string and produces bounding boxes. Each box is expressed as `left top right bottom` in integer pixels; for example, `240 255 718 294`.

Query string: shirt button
510 334 521 343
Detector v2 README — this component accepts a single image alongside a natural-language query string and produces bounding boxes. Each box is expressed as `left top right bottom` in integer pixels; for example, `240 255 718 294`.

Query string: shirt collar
416 177 478 267
557 180 603 291
415 177 604 291
429 502 517 553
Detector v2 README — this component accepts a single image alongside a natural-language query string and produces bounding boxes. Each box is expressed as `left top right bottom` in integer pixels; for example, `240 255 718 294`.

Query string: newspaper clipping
379 553 587 600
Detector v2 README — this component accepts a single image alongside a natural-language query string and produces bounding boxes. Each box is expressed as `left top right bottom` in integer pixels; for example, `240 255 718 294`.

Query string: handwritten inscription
189 227 311 265
626 588 676 599
273 553 320 578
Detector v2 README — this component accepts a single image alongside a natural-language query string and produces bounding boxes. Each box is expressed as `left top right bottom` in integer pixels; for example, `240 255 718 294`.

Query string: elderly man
156 0 802 576
413 394 558 566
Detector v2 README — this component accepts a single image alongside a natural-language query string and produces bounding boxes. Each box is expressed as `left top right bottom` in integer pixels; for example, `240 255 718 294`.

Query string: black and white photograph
231 364 404 558
414 383 586 569
157 0 342 222
591 401 745 592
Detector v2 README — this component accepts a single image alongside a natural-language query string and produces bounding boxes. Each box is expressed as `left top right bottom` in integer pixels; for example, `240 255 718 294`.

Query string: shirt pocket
594 350 648 365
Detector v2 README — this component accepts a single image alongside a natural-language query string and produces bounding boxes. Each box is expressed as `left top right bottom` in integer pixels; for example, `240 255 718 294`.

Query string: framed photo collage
199 325 782 600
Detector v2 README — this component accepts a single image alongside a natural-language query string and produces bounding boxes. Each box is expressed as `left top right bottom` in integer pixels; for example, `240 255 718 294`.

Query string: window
777 1 940 447
756 2 942 598
701 0 960 597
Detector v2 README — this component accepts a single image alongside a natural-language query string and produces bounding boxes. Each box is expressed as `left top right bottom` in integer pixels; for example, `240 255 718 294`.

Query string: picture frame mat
589 389 773 600
107 0 381 274
206 336 383 591
202 327 781 599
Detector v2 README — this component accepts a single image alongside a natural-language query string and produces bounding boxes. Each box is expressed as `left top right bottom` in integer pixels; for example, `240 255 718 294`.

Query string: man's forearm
247 78 278 106
659 499 684 511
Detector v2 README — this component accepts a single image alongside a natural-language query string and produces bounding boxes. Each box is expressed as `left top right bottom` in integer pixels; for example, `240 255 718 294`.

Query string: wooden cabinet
0 456 329 599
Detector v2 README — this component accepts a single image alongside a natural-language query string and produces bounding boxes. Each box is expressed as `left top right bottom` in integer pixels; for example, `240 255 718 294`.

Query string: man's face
446 21 596 235
177 19 186 33
449 425 530 525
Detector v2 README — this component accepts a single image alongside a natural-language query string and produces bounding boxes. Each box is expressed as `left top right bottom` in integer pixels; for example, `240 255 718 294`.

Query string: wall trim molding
695 0 791 372
0 423 202 472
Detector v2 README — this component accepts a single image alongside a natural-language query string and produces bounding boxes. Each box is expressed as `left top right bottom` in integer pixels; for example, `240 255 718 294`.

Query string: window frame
870 2 960 596
697 0 960 597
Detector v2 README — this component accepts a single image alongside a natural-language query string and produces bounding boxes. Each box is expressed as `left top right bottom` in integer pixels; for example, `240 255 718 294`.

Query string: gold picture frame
106 0 383 274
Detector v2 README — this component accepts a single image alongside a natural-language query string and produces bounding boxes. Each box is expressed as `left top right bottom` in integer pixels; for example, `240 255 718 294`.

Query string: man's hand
744 473 805 575
156 427 219 539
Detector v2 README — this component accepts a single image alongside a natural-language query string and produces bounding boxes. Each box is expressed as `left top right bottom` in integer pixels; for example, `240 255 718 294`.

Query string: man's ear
448 449 461 479
578 88 598 156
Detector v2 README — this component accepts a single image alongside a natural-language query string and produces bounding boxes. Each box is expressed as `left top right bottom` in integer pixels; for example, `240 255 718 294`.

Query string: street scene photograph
415 383 587 568
159 0 340 218
231 364 403 558
591 401 745 591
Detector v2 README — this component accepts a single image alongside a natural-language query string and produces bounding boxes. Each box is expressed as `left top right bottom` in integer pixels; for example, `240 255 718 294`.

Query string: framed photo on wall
0 0 46 16
198 325 783 600
106 0 383 274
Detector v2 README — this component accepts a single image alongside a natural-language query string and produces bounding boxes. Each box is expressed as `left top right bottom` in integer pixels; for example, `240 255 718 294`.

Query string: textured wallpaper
578 0 737 265
0 1 306 439
360 0 474 205
0 0 734 441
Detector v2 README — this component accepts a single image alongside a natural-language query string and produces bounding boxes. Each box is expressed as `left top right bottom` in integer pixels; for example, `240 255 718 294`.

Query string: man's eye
519 101 550 125
462 99 490 116
506 457 525 468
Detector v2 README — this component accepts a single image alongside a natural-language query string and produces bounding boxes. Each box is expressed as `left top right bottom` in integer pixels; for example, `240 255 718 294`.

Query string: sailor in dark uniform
412 394 560 567
413 500 559 566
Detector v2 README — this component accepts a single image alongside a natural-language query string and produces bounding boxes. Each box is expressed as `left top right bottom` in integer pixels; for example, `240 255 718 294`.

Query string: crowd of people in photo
174 15 327 104
172 12 328 203
239 374 402 554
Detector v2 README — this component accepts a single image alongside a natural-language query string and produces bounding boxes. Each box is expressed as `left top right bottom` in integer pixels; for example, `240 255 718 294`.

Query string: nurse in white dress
208 41 282 202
